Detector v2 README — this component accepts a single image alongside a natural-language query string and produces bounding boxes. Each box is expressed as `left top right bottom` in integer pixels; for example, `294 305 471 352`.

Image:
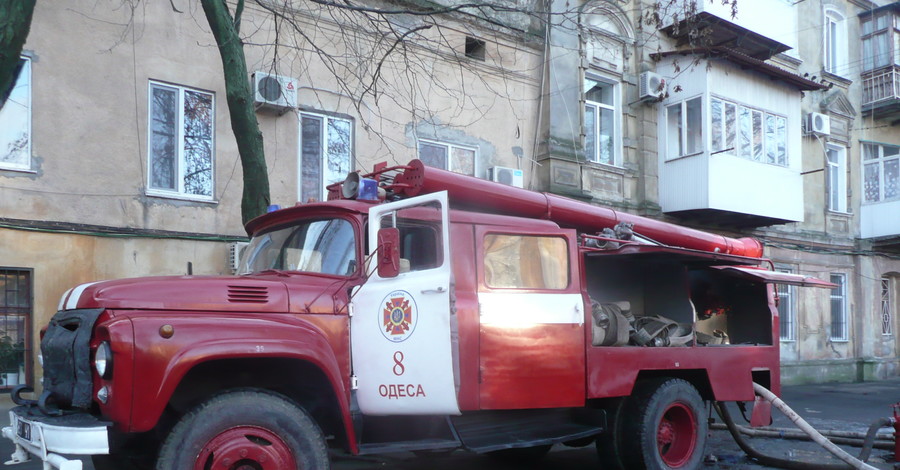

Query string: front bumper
1 406 110 470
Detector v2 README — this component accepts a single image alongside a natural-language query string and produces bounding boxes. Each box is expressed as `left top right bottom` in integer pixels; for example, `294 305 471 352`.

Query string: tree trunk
0 0 37 112
200 0 271 228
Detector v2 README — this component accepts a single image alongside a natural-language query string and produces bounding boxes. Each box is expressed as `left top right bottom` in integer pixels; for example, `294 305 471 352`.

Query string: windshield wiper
257 269 293 277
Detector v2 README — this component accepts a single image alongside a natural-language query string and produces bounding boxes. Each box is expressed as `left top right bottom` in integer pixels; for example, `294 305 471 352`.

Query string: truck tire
619 378 707 470
155 389 329 470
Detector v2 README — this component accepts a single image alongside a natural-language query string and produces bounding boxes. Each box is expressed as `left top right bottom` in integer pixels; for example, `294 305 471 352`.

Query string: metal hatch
711 266 837 288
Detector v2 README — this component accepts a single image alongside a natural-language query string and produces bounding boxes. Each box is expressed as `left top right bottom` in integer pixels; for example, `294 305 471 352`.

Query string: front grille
227 285 269 303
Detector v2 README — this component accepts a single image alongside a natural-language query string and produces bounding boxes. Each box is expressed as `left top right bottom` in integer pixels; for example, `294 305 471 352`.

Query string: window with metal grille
0 269 30 388
883 277 893 336
776 268 796 341
830 273 848 341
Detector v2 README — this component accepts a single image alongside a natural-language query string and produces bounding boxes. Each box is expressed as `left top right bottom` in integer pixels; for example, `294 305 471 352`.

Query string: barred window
830 273 848 341
0 269 30 388
883 277 893 336
777 268 796 341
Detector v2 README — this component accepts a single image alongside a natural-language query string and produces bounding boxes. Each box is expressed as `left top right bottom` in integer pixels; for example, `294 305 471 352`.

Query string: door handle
421 286 446 294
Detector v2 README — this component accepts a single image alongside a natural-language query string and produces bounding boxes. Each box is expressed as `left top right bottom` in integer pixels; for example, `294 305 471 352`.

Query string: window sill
0 167 36 175
821 70 853 88
828 338 850 343
146 191 218 204
585 160 625 174
862 198 900 206
826 210 852 217
779 338 796 343
665 151 703 163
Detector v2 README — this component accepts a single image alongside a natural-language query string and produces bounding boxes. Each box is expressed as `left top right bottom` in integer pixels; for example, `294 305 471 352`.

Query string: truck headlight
94 341 113 379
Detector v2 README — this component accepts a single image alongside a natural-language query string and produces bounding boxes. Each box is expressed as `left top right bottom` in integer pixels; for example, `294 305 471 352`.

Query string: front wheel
620 378 708 470
155 389 329 470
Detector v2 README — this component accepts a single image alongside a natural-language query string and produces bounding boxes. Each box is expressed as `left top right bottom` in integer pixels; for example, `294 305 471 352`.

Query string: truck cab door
350 191 460 415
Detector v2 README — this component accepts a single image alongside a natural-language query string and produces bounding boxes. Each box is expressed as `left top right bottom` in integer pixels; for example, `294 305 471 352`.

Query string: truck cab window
241 218 357 276
379 204 443 272
483 235 568 289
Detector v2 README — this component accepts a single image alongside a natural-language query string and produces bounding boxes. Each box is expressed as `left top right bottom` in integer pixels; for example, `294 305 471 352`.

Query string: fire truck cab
2 160 832 470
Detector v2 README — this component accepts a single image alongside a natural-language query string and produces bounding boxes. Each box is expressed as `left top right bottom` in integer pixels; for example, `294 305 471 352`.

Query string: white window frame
830 273 848 342
665 96 703 160
826 144 848 213
147 81 216 201
824 9 847 76
710 96 788 167
883 277 893 336
862 142 900 204
776 267 797 342
0 56 31 172
584 75 621 167
298 111 354 203
417 139 478 176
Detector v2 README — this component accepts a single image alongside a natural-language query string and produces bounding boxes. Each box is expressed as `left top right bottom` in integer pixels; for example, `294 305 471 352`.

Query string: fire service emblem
380 290 417 342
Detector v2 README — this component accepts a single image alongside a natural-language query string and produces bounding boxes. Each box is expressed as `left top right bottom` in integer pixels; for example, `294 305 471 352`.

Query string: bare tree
0 0 36 113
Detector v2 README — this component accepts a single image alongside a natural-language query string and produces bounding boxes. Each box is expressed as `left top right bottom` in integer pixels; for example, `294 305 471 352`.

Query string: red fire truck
3 160 831 470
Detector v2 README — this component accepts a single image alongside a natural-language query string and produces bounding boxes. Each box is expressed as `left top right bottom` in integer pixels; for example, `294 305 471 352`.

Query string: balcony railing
862 66 900 107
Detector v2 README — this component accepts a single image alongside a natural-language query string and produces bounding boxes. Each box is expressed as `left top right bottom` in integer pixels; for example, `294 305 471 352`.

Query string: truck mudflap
2 405 110 470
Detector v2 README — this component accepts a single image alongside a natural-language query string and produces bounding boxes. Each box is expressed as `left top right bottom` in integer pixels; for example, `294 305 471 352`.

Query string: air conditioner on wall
488 166 524 188
805 112 831 136
228 241 250 274
252 72 297 114
638 72 667 102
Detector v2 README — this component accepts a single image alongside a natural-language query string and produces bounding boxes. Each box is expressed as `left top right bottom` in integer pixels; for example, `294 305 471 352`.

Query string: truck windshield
240 218 357 276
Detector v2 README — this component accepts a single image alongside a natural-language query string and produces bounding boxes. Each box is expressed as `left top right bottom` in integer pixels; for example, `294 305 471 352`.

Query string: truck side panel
124 313 351 435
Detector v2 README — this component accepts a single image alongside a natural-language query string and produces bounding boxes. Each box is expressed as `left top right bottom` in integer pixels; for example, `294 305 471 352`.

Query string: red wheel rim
194 426 296 470
656 402 697 467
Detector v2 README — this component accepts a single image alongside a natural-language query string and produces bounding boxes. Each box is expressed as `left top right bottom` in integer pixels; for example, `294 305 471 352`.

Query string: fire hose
715 383 893 470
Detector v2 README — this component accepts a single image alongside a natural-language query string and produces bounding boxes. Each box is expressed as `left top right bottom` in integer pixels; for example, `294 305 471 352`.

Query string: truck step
451 408 605 453
357 438 461 455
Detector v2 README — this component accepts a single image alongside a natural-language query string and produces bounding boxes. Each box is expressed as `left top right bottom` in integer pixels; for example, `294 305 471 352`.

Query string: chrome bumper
2 407 109 470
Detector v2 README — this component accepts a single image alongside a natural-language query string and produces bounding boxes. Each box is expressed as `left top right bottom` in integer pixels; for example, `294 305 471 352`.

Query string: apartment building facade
0 0 897 390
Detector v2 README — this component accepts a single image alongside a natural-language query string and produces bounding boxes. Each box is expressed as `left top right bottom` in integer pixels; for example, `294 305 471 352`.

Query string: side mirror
377 227 401 278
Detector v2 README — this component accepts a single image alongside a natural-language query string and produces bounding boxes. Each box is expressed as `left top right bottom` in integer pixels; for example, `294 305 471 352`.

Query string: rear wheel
155 389 329 470
620 378 707 470
595 398 626 470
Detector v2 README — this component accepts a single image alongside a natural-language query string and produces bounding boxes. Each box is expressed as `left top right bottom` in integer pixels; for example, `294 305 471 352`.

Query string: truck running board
451 408 606 453
357 438 461 455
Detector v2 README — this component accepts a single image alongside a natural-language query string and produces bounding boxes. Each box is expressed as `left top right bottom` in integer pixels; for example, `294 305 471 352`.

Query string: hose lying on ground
709 422 894 450
715 382 891 470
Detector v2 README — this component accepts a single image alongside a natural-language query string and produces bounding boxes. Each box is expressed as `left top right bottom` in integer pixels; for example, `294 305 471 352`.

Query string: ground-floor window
830 273 848 341
883 277 893 336
0 268 30 388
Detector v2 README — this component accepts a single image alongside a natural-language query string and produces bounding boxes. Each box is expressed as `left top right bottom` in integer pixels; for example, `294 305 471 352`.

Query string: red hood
58 274 349 314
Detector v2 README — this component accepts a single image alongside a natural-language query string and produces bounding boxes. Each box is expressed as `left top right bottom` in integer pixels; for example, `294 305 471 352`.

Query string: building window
711 97 787 166
826 144 847 212
465 37 486 61
584 77 619 166
830 273 848 341
299 112 352 203
0 269 30 388
862 142 899 203
777 268 796 341
417 140 476 176
824 10 847 75
861 10 899 72
148 82 215 199
666 96 702 160
883 277 893 336
0 57 31 172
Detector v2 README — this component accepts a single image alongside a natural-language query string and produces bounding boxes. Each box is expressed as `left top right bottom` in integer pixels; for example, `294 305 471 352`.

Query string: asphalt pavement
0 378 898 469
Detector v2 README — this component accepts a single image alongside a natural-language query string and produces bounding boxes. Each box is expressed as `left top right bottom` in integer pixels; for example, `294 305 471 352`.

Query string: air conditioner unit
806 112 831 136
228 241 250 274
489 166 524 188
638 72 667 102
252 72 297 114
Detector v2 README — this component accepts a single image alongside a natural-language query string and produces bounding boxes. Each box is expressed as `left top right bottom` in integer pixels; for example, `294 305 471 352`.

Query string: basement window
465 37 486 61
